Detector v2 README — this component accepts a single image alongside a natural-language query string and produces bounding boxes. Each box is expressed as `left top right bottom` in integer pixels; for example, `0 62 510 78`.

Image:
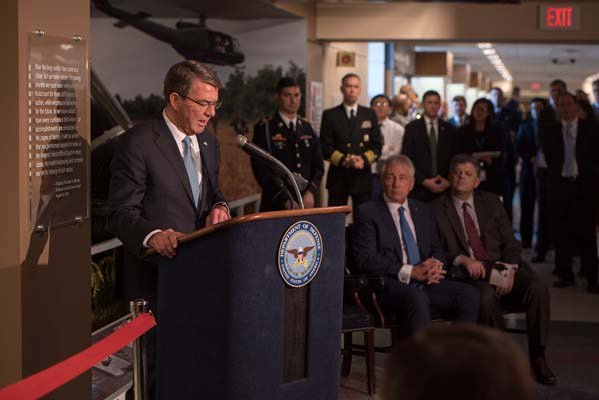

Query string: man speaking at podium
108 60 230 306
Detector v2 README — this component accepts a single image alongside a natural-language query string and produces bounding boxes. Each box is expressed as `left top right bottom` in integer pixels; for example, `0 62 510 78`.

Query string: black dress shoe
531 356 557 385
553 280 575 288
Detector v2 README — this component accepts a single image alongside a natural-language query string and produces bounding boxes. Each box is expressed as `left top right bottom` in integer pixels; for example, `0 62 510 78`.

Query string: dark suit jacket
320 104 382 194
517 118 539 172
457 122 505 195
251 113 323 211
351 198 445 279
401 118 458 201
108 118 226 258
432 191 521 267
543 119 599 186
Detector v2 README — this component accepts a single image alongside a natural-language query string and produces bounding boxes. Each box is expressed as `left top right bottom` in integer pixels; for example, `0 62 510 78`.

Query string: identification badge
361 121 371 129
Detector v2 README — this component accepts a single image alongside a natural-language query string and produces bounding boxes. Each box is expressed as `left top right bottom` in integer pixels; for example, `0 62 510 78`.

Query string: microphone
236 134 307 208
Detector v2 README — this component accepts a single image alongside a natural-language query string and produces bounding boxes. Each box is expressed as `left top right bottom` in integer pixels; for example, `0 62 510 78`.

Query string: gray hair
381 155 415 178
163 60 222 100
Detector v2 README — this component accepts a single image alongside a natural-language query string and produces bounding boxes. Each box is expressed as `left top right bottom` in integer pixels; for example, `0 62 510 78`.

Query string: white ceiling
415 42 599 93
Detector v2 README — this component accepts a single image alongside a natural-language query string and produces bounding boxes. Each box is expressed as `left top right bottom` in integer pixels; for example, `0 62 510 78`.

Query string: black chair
341 273 376 395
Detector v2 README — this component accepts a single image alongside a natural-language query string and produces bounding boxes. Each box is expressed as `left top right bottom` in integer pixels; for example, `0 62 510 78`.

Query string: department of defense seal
278 220 323 288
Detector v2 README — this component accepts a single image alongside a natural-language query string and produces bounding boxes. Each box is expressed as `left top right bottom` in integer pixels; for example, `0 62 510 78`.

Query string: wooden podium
152 206 350 400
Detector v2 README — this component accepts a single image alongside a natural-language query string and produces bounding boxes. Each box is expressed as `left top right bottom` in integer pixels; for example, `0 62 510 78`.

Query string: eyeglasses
372 101 390 108
179 93 222 110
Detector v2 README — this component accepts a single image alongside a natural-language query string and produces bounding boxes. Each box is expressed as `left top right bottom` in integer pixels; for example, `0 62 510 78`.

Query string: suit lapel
473 192 488 244
442 195 470 254
153 119 197 212
197 136 211 213
408 201 425 261
379 201 403 261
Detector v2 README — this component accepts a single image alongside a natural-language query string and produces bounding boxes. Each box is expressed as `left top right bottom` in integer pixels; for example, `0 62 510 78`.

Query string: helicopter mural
93 0 245 66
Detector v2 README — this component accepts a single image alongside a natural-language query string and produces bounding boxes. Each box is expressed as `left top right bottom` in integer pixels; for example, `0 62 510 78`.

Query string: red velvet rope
0 313 156 400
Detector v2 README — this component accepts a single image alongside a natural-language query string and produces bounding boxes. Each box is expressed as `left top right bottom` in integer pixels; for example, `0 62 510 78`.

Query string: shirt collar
344 103 358 118
452 194 474 210
163 109 192 145
278 112 298 129
424 115 438 127
384 194 409 213
561 118 578 129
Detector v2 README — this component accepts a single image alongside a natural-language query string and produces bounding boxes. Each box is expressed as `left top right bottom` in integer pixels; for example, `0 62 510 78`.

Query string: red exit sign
539 4 580 31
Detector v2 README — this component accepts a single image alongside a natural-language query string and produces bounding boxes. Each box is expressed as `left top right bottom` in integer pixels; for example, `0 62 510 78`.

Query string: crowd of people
250 72 599 386
107 60 599 396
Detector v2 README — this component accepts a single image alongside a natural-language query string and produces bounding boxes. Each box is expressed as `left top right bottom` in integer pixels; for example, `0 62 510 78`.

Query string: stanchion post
130 299 149 400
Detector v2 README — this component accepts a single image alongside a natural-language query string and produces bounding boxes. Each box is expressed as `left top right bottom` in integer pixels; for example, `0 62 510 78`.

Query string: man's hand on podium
206 205 231 227
148 229 185 258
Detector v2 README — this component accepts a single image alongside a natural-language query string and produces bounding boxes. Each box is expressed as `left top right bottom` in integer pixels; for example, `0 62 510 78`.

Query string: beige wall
0 0 91 398
316 2 599 43
322 42 370 109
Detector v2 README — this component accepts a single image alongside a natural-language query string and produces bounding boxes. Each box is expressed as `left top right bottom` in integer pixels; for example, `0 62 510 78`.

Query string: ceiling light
478 42 493 49
483 49 496 56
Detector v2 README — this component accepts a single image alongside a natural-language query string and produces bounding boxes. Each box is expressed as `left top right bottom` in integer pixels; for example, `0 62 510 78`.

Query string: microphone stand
262 157 305 209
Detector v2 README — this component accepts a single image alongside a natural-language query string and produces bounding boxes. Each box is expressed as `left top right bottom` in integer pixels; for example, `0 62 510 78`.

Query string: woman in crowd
457 98 506 195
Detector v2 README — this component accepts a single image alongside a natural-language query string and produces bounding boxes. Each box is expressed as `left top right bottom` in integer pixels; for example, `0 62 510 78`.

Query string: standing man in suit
351 155 479 337
544 92 599 293
533 79 567 262
447 95 469 128
402 90 458 202
489 87 519 221
108 60 230 305
433 154 555 385
517 98 547 248
320 73 382 213
251 77 323 211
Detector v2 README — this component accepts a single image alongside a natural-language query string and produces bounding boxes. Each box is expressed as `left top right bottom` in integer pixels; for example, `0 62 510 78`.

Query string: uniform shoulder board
298 116 310 123
256 116 273 126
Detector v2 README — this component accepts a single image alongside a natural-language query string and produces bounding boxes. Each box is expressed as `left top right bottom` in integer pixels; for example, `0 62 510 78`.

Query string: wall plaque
27 32 88 231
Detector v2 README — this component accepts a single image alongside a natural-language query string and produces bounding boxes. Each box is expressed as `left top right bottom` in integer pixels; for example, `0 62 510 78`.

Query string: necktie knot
350 109 355 119
289 121 295 132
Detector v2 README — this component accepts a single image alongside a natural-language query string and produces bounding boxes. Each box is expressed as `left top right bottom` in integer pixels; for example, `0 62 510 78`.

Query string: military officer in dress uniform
251 77 324 211
320 73 382 214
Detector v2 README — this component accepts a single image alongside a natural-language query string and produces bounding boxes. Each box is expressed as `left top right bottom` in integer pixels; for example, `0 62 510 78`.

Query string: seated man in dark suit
351 154 480 337
432 154 555 385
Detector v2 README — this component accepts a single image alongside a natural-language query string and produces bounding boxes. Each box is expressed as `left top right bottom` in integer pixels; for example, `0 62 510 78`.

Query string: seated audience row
351 154 555 385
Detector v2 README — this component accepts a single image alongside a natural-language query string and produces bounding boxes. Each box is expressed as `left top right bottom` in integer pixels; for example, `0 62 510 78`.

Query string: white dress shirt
561 118 579 178
423 115 438 141
278 112 298 131
385 195 417 284
372 118 405 174
452 195 479 259
142 110 204 247
344 103 358 120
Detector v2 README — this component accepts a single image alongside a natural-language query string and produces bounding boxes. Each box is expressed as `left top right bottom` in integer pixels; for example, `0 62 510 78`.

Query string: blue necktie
399 206 421 265
182 136 200 208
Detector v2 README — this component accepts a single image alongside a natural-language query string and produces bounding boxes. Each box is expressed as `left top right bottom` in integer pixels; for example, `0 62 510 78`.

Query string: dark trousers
551 179 598 285
377 279 480 337
535 168 550 258
470 265 550 358
328 191 371 218
519 165 537 246
502 171 516 222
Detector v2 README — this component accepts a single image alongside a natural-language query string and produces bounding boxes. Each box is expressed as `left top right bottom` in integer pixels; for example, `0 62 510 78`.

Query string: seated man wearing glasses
432 154 555 385
351 154 479 338
109 60 230 305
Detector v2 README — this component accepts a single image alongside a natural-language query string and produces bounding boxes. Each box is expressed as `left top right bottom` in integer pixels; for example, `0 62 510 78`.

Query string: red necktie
462 203 488 261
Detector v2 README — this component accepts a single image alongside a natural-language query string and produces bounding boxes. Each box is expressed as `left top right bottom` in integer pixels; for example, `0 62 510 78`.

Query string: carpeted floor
340 320 599 399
